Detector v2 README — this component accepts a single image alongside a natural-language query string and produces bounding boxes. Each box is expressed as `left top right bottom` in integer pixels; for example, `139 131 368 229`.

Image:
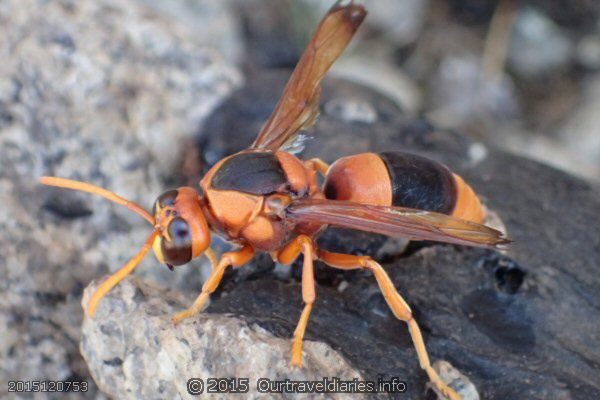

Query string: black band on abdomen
379 152 457 214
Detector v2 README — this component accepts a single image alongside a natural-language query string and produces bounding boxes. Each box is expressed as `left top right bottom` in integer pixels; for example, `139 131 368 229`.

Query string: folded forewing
286 199 510 249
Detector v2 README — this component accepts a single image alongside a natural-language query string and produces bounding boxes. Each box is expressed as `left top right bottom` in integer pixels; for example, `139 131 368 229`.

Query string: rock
433 361 480 400
427 54 520 130
230 0 303 69
558 74 600 179
300 0 428 47
525 0 599 32
507 7 574 78
494 124 600 184
329 55 422 114
0 0 239 396
138 0 244 65
81 277 368 399
577 33 600 70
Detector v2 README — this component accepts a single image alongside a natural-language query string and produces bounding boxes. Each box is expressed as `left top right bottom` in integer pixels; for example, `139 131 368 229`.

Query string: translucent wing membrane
251 1 366 151
286 199 510 249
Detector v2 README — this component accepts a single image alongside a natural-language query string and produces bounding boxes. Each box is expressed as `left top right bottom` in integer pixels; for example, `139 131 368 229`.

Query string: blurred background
144 0 600 183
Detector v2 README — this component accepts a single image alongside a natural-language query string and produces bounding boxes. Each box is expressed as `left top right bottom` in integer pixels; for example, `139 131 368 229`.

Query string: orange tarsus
39 176 155 225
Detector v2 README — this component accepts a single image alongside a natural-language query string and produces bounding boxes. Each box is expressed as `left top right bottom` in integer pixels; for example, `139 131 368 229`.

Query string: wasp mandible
41 2 509 399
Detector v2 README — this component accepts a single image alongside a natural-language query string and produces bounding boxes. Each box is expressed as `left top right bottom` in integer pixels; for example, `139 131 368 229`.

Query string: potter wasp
41 2 509 399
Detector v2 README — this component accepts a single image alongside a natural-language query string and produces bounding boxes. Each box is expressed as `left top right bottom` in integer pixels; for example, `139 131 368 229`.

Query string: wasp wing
286 199 510 249
251 1 366 152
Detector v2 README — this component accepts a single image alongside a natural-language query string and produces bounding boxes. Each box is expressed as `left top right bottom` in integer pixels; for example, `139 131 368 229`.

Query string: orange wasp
41 2 508 399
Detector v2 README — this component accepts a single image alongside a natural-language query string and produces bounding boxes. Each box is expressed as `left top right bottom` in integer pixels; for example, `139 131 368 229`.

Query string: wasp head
151 187 211 269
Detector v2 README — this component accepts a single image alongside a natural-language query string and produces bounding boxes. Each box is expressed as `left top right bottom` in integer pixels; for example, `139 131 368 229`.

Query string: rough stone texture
0 0 239 397
81 277 369 400
138 0 244 65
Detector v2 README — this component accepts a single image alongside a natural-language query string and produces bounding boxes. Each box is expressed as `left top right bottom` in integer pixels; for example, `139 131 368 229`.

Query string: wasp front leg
172 244 254 324
87 231 158 318
277 235 316 367
317 249 461 400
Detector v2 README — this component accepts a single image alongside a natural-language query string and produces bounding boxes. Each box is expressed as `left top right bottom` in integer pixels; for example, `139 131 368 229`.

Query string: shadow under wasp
41 2 509 399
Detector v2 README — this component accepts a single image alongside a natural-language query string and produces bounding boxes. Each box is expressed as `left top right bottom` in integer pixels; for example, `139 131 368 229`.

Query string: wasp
41 2 508 399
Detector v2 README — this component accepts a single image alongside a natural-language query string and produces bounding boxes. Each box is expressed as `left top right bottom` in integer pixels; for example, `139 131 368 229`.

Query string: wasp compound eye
152 189 179 215
161 217 192 266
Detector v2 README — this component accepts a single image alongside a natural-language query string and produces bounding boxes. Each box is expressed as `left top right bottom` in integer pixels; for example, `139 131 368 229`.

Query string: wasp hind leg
171 244 254 324
277 235 316 367
317 249 461 400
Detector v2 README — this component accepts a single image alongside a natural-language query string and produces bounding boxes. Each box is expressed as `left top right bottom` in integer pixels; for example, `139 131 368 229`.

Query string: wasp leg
87 231 158 318
277 235 316 367
204 247 218 272
172 244 254 324
305 158 330 176
317 249 461 400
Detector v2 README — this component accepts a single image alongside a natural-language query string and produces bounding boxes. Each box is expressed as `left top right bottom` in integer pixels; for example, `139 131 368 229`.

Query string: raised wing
251 1 366 152
286 199 510 249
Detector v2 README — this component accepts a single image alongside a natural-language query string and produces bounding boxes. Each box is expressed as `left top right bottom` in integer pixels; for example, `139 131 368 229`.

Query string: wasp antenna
86 230 158 318
40 176 155 225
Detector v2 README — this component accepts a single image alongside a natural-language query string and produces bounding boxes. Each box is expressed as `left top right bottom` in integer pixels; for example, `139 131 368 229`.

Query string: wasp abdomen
451 172 485 223
323 152 485 223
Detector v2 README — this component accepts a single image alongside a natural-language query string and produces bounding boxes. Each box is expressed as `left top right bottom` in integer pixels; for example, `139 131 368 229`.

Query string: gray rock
577 32 600 70
558 73 600 179
81 277 369 400
329 55 422 114
230 0 304 70
427 54 520 129
300 0 428 47
508 7 574 78
137 0 244 65
0 0 239 397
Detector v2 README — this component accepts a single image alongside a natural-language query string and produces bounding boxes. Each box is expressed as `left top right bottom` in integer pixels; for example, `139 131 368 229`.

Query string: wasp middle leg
317 249 461 400
277 235 316 367
172 244 255 324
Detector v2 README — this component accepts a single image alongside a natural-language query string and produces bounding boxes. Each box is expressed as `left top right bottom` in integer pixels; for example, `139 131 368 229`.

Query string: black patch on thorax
211 151 288 195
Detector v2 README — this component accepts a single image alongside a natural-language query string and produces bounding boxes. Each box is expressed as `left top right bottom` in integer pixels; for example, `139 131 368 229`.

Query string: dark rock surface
194 70 600 399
